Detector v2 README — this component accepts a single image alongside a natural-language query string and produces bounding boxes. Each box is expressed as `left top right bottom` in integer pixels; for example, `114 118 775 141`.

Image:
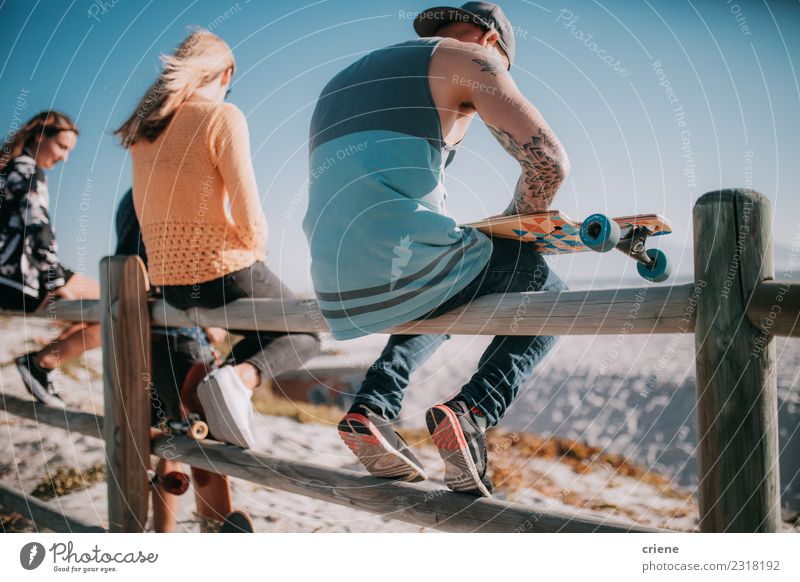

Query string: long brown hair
1 110 79 175
114 29 236 148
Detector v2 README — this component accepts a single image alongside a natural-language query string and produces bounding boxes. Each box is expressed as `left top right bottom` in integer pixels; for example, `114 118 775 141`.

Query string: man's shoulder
431 38 499 67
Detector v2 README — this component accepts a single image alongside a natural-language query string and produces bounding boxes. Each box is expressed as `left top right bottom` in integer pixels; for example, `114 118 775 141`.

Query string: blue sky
1 0 798 292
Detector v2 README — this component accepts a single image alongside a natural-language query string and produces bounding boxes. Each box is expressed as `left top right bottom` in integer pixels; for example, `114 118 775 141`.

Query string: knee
294 333 322 360
513 254 550 292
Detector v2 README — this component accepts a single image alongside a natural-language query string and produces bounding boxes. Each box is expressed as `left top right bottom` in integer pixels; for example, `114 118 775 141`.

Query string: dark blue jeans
352 237 565 427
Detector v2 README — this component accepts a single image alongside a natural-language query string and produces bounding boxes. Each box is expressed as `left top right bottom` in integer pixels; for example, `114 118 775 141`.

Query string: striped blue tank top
303 38 493 340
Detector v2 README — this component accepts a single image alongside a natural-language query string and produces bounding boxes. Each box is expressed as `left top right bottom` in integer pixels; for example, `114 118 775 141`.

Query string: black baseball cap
413 2 515 68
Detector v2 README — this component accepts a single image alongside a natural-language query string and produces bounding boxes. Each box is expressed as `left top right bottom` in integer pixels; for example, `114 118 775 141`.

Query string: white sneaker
197 366 257 449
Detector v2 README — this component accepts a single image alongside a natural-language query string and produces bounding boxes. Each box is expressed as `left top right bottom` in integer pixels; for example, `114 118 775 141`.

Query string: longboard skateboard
465 211 672 282
150 361 252 532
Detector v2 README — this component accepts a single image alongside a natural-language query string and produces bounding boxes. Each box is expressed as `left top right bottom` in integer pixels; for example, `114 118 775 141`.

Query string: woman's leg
34 274 101 369
217 262 321 388
162 263 321 449
152 458 183 533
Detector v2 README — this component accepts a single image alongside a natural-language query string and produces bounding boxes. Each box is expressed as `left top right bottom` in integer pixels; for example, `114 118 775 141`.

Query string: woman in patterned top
0 111 101 407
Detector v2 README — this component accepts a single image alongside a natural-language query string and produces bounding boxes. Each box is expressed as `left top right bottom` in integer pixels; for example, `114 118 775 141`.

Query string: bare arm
439 42 569 214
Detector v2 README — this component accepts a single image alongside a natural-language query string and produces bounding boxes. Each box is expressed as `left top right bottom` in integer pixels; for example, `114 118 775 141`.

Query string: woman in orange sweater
115 30 319 448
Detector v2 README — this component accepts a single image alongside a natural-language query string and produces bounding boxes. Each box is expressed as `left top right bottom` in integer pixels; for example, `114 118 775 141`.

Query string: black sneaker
338 405 427 482
426 399 493 497
221 510 254 533
15 353 65 408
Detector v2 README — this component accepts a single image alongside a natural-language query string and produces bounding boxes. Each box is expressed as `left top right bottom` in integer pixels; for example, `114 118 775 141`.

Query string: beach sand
1 316 797 532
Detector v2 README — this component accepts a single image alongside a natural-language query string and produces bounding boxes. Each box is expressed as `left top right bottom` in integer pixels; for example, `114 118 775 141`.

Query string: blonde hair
115 29 235 147
1 110 79 175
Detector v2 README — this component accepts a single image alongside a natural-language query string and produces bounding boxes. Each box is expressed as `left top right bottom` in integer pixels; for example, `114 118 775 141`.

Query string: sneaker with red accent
426 399 493 497
338 405 427 482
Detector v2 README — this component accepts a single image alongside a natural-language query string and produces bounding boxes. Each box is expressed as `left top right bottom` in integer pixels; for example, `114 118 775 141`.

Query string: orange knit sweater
131 101 267 286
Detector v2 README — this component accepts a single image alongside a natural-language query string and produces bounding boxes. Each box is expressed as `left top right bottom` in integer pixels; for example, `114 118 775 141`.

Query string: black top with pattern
0 148 66 299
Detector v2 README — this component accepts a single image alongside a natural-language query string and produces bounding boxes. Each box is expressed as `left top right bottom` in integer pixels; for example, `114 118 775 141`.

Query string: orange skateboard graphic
465 211 672 282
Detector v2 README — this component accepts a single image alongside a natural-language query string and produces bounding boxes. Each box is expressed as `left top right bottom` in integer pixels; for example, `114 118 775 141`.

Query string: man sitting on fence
303 2 569 496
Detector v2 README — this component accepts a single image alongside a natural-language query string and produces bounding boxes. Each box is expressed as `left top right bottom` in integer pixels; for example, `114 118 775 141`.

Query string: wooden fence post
100 255 152 532
693 189 780 532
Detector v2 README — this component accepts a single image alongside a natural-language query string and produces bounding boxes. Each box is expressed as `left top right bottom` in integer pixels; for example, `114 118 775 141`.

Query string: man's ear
478 29 510 69
479 28 500 49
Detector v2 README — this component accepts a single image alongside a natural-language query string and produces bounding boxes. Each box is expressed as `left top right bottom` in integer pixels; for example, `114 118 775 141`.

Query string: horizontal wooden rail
0 481 105 532
0 299 100 323
6 282 797 338
1 393 103 438
746 281 799 337
150 284 700 336
0 395 654 533
152 434 656 533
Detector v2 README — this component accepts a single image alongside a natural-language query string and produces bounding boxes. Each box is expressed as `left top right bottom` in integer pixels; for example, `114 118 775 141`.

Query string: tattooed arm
434 42 569 214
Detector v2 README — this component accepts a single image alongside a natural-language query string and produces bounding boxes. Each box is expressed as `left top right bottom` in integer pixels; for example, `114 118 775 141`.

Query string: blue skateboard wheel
637 248 670 282
580 213 621 253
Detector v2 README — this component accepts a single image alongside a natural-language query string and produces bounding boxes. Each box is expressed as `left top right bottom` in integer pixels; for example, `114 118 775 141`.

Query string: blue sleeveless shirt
304 38 493 339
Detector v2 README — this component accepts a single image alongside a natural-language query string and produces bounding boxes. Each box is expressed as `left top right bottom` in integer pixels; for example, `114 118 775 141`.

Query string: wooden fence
1 188 796 533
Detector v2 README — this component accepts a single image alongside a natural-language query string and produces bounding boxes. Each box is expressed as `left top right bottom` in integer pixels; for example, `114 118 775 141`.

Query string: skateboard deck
179 361 234 524
464 210 673 281
150 360 236 531
465 211 671 254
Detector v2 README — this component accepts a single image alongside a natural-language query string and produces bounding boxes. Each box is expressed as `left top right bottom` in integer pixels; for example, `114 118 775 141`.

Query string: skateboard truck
580 214 671 282
616 226 654 267
161 414 209 441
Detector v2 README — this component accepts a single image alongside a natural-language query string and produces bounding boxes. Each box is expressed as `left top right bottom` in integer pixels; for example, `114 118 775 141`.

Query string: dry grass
30 463 106 501
254 396 689 502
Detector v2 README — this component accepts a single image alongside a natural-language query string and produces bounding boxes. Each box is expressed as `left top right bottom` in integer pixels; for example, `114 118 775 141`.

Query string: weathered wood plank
0 482 105 532
100 256 152 533
747 281 800 337
0 394 656 534
693 189 780 532
5 281 798 338
152 435 658 533
0 299 101 322
0 393 102 438
149 284 698 336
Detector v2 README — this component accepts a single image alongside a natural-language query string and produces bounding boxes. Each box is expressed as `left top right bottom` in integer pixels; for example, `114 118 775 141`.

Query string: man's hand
434 41 570 215
51 285 77 300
